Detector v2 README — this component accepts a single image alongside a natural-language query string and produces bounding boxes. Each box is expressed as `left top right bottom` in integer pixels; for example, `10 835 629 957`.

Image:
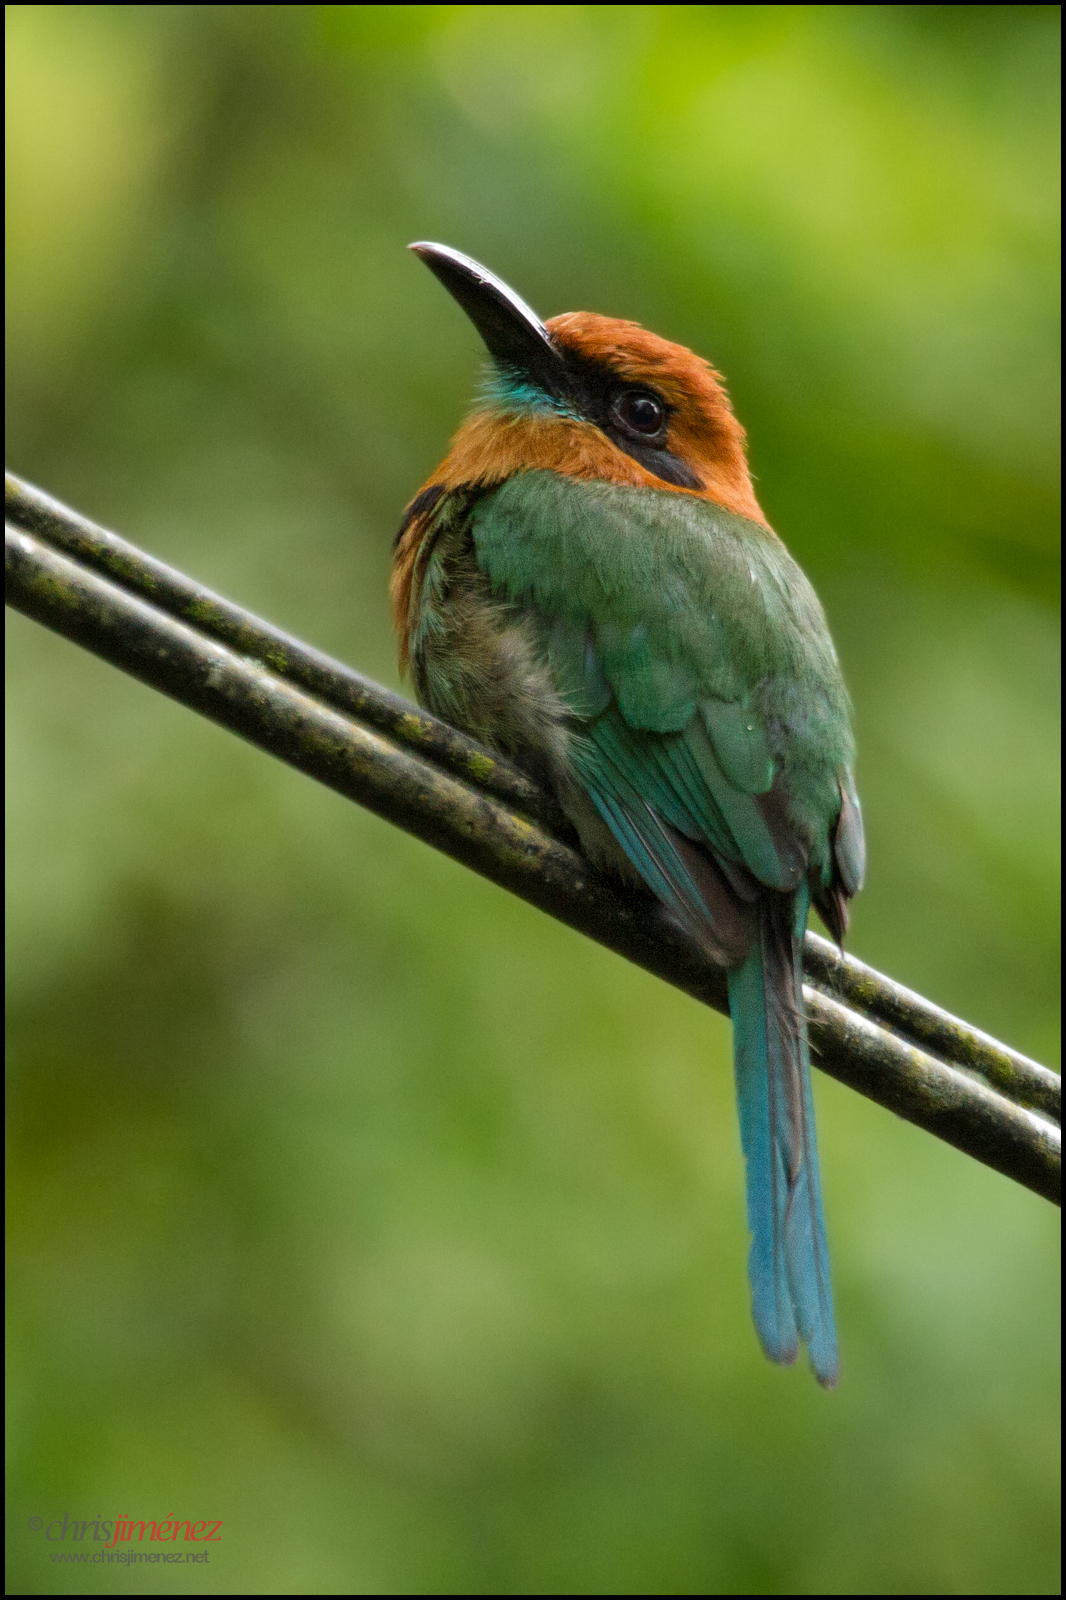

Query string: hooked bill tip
408 241 496 281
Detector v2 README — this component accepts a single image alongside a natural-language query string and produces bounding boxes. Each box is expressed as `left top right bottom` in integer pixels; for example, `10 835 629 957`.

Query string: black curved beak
409 242 571 404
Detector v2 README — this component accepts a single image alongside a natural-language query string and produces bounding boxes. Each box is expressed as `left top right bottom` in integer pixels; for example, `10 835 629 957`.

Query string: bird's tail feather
726 886 838 1387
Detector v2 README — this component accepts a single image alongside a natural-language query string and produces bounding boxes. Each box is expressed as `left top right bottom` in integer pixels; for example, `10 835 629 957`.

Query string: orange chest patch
428 409 667 499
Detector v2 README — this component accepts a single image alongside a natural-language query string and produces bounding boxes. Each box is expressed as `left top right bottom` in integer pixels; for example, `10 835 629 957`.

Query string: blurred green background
6 6 1060 1594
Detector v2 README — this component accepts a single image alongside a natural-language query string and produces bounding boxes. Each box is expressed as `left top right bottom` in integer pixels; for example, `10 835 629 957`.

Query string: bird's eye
612 390 665 437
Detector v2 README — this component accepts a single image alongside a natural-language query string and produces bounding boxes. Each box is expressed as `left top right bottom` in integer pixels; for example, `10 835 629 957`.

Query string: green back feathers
470 470 855 876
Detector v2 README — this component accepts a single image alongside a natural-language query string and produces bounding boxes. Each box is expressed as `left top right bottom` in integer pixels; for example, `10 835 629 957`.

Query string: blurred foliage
5 5 1060 1595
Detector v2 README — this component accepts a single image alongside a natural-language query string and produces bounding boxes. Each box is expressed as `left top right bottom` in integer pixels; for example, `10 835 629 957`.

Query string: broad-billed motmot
392 244 865 1386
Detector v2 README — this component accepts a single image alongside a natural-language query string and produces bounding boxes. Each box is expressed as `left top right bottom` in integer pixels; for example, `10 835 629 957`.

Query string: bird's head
409 242 768 529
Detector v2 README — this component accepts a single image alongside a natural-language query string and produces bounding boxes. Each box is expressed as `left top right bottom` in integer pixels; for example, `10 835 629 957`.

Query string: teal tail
727 886 838 1387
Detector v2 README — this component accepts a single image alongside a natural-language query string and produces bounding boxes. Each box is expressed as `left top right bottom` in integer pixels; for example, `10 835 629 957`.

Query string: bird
392 243 865 1386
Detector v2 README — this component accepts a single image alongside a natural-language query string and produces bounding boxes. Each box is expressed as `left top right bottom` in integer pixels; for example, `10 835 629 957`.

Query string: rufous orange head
408 243 768 529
